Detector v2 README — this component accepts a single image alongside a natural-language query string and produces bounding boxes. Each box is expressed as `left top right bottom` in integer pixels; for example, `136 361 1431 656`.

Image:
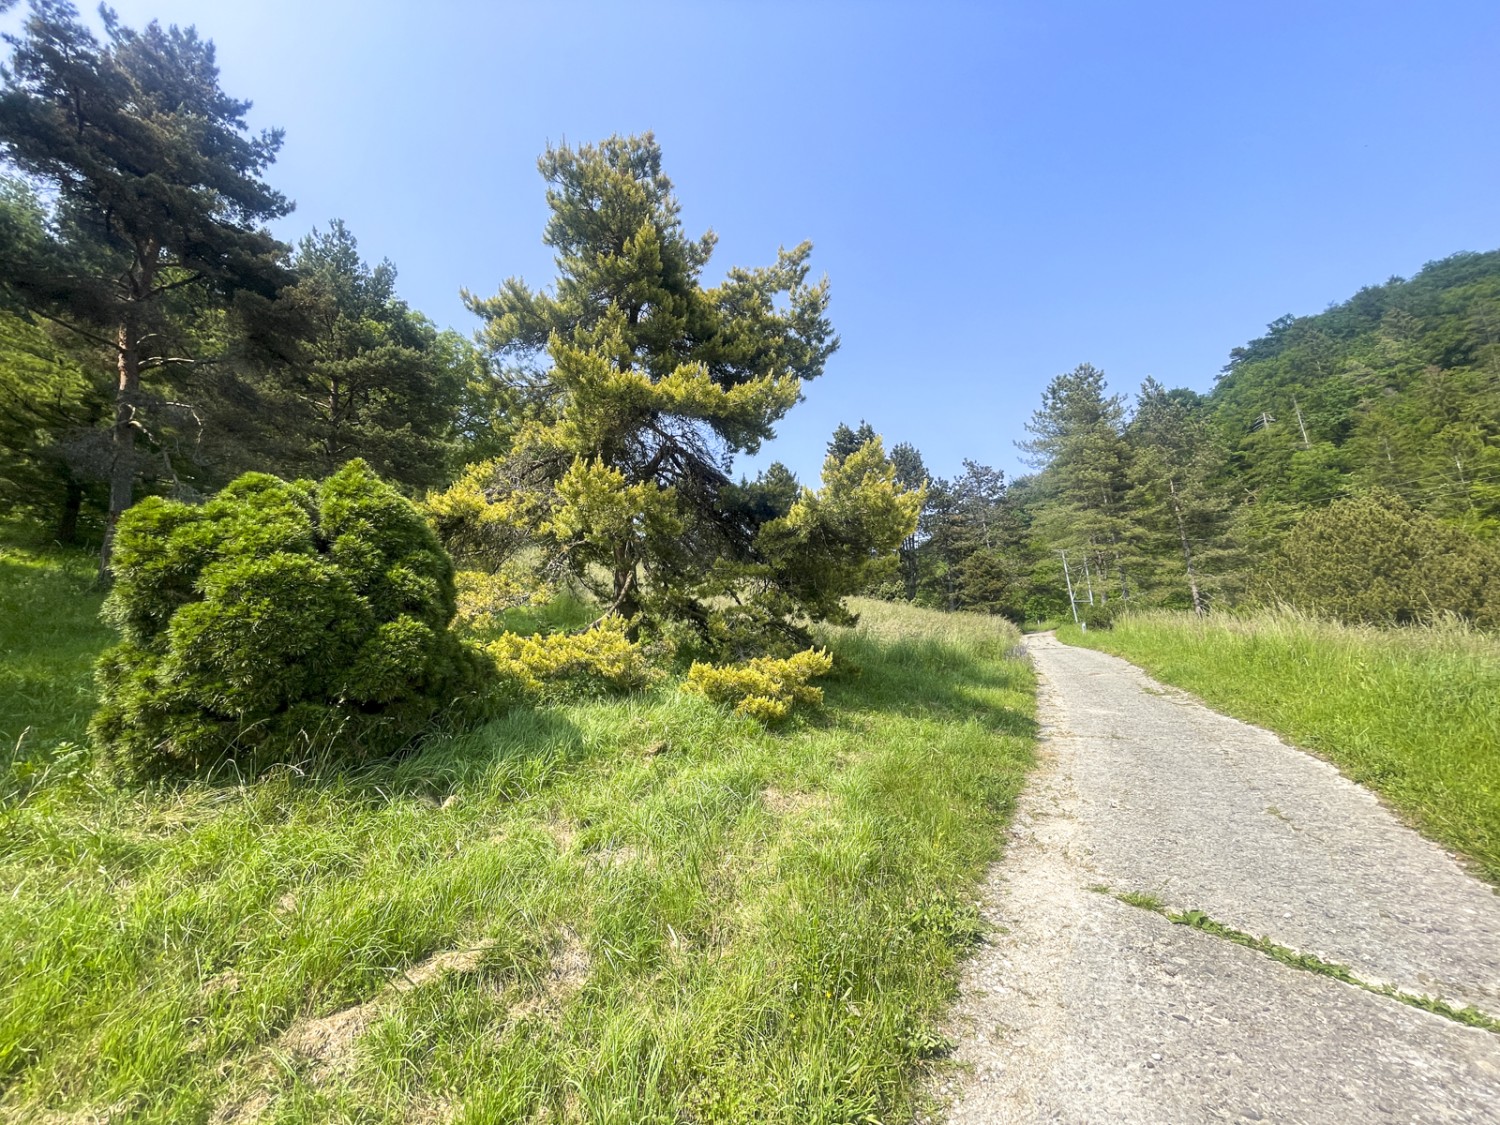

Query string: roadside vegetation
0 528 1035 1124
1061 610 1500 883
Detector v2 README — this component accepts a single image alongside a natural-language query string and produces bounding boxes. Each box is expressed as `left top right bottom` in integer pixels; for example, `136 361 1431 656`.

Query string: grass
1060 609 1500 884
0 521 111 772
0 550 1035 1123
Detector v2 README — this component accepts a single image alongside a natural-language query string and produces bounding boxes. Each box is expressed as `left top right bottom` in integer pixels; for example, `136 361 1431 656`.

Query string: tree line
4 1 1496 638
861 251 1500 627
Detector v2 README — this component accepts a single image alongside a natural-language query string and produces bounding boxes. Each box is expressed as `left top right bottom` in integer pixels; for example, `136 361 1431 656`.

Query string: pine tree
1020 363 1133 603
440 134 914 650
0 1 293 571
888 441 929 598
276 220 471 489
1125 379 1229 614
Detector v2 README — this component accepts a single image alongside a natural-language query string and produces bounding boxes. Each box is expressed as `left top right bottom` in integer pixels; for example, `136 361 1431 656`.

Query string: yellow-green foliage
545 455 684 552
453 567 554 627
752 438 925 628
684 648 834 722
484 616 656 697
423 458 536 568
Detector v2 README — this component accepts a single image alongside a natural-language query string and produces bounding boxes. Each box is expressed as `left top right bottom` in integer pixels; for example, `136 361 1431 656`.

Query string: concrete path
939 634 1500 1124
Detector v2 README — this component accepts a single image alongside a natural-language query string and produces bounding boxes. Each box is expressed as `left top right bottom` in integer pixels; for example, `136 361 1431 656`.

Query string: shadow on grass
820 632 1038 740
138 704 596 814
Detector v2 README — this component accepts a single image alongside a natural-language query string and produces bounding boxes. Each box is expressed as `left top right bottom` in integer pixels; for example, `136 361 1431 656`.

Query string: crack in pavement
1099 888 1500 1035
936 633 1500 1124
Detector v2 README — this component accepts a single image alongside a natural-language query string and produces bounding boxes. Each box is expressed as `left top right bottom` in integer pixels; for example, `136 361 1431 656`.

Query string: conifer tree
0 1 293 570
444 134 917 650
1020 363 1133 602
1126 379 1228 614
278 220 471 489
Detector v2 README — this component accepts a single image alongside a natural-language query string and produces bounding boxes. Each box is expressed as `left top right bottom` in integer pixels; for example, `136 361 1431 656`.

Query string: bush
684 648 834 722
1079 602 1117 631
453 567 555 630
1269 489 1499 626
483 616 657 698
91 461 494 775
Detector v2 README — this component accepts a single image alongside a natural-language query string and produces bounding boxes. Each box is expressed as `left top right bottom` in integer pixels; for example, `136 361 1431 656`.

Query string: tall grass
0 561 1034 1123
1061 610 1500 883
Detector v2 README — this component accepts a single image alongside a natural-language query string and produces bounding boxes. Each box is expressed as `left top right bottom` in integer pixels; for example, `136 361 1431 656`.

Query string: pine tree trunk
99 319 140 578
56 478 83 545
1169 478 1204 616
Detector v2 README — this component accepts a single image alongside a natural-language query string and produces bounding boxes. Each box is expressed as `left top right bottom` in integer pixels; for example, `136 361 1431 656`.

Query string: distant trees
1020 363 1132 605
998 253 1500 627
1124 380 1228 615
274 221 474 489
0 1 294 569
1270 490 1498 626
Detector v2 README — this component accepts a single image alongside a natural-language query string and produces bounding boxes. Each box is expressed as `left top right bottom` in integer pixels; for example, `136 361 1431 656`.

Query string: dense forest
2 2 1497 634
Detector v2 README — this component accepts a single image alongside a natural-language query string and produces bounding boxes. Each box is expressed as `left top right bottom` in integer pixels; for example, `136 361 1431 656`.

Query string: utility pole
1292 396 1311 449
1057 549 1081 627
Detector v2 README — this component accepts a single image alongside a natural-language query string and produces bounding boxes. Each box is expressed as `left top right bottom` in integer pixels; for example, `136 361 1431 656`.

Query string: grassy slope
0 523 110 767
0 539 1035 1124
1060 611 1500 883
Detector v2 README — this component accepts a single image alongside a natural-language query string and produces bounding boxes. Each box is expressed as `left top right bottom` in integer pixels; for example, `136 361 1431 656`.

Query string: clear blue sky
10 1 1500 484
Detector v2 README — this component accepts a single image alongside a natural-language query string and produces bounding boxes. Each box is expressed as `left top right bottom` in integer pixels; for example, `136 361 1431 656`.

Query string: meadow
0 527 1035 1125
1061 610 1500 884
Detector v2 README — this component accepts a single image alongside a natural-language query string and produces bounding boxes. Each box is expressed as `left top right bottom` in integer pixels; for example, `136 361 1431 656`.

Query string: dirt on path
939 633 1500 1124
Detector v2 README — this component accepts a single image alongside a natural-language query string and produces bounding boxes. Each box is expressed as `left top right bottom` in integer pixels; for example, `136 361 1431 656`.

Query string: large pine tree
444 133 916 649
0 1 293 570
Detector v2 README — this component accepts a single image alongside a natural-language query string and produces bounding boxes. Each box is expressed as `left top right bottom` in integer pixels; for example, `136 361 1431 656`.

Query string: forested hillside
873 251 1500 626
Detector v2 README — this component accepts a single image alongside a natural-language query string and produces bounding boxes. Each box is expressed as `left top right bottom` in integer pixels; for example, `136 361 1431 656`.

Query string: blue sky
9 1 1500 484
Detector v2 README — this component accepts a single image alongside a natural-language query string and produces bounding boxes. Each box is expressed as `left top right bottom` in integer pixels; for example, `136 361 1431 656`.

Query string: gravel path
939 633 1500 1124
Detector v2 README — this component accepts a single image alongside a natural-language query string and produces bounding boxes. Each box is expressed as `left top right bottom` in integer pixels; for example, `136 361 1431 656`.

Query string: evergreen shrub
91 461 494 775
1079 602 1117 631
684 648 834 722
1270 489 1499 626
483 617 657 698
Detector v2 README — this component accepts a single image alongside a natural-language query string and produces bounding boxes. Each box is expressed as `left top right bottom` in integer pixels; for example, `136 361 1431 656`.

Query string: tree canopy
0 0 293 568
436 133 916 651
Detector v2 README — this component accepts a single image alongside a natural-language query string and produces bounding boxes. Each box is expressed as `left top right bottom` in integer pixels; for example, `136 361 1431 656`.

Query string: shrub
453 567 555 629
1079 602 1117 631
684 648 834 722
1269 489 1499 626
91 461 494 775
483 616 657 698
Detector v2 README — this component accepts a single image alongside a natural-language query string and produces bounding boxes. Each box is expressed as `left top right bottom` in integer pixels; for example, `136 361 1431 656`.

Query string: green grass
0 521 111 771
1061 610 1500 883
0 553 1035 1122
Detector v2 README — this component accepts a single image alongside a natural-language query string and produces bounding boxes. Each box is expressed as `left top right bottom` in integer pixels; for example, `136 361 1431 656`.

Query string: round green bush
90 460 494 775
1271 489 1499 626
1079 601 1117 630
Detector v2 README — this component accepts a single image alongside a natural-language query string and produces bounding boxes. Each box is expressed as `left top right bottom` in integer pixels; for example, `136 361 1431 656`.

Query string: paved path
940 634 1500 1124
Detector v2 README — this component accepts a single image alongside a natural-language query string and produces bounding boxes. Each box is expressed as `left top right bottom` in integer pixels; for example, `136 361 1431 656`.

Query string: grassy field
1061 610 1500 884
0 535 1036 1124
